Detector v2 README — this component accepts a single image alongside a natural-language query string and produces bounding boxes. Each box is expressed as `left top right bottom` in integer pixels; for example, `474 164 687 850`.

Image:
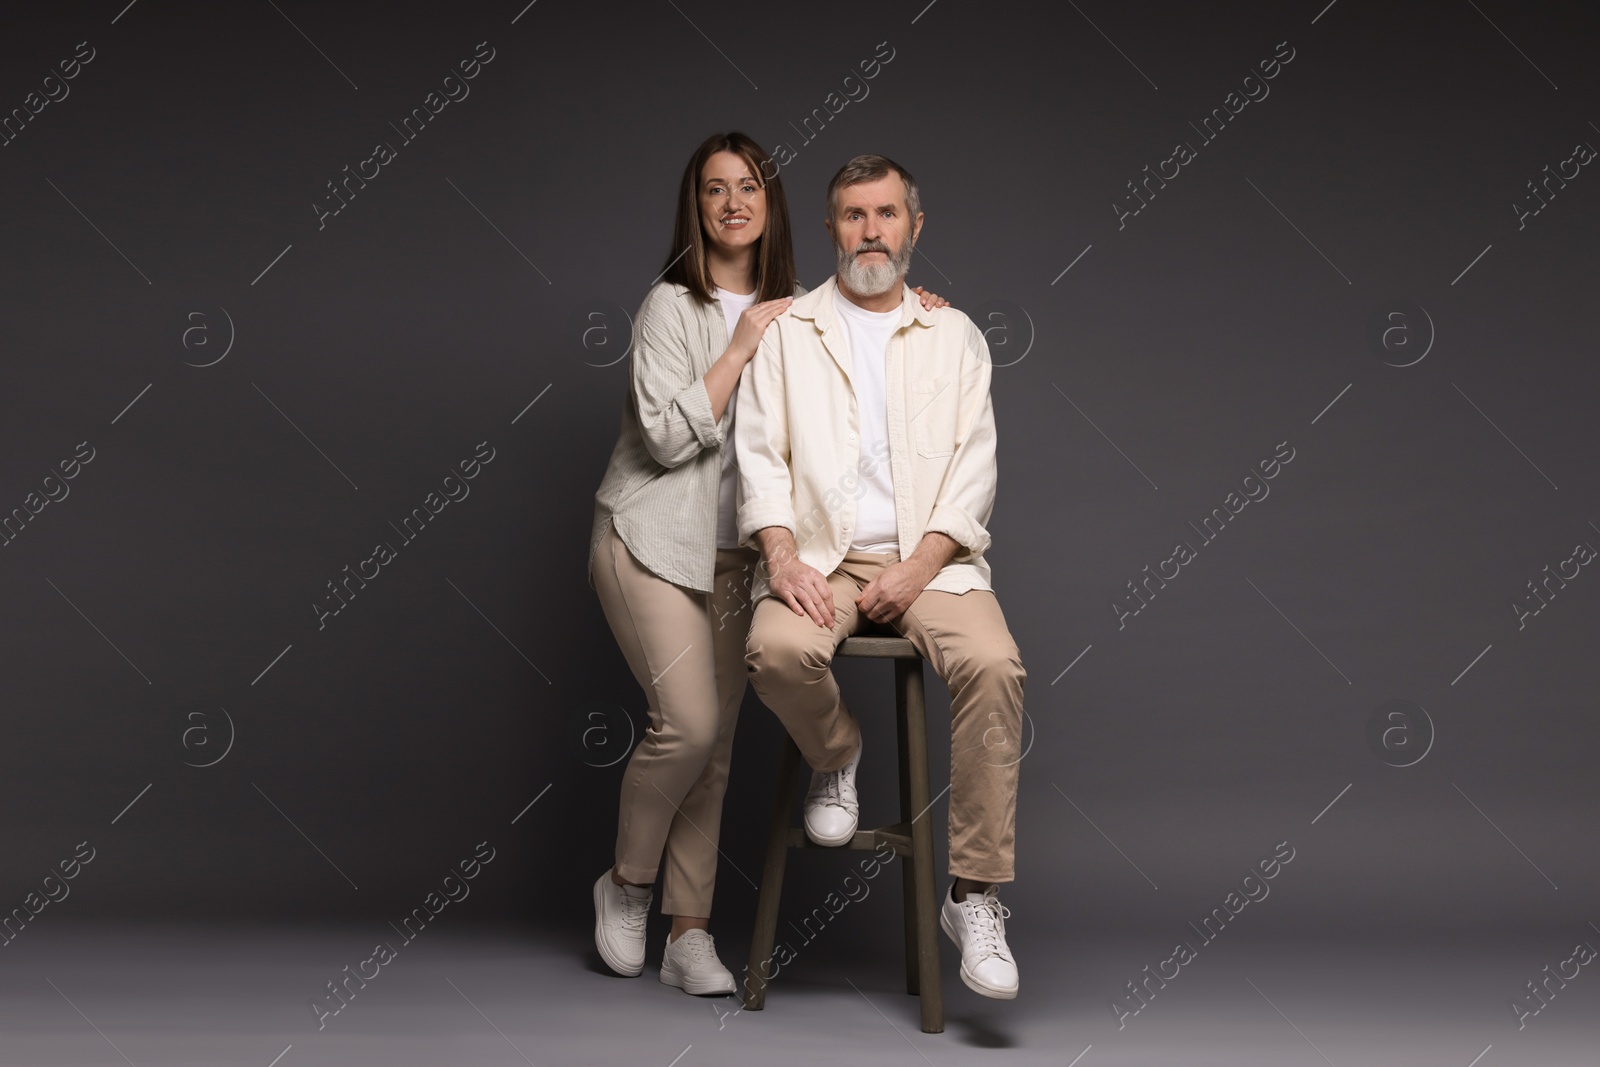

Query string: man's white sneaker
658 930 737 995
802 738 861 846
593 870 651 977
940 882 1019 999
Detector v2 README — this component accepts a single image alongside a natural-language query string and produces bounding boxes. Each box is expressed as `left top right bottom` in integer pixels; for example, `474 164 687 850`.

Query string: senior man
734 153 1027 1000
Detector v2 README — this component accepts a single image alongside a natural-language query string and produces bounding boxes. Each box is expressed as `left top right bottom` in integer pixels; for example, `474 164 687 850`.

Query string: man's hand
858 532 963 623
755 526 835 629
770 557 836 629
856 558 937 623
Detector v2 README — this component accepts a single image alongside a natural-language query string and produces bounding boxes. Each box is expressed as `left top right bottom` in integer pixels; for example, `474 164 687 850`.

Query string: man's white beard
836 239 913 298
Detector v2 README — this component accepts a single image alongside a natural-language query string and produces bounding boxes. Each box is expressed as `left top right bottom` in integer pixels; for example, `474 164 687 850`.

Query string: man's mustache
851 240 892 257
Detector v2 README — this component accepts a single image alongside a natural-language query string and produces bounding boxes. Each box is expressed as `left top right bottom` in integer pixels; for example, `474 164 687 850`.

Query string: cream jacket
734 274 998 606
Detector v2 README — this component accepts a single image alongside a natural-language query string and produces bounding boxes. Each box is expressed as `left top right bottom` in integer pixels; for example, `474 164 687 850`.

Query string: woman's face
698 150 767 254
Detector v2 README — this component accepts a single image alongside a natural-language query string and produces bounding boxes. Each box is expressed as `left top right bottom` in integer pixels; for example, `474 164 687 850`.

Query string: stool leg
743 737 800 1011
896 670 919 997
900 657 944 1034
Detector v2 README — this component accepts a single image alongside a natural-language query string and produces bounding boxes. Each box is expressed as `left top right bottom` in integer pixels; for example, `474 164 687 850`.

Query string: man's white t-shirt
715 286 757 550
832 289 901 554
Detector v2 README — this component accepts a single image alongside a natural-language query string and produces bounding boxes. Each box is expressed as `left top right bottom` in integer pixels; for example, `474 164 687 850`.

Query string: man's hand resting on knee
755 527 836 629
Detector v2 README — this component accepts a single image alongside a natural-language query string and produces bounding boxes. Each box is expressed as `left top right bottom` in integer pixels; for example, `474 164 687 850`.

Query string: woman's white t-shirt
714 286 758 549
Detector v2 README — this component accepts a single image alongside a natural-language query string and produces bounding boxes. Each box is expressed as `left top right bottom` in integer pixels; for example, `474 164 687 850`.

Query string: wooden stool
741 634 944 1034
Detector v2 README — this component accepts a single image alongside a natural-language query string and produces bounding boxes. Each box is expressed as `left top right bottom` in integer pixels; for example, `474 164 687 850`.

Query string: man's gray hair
825 154 921 222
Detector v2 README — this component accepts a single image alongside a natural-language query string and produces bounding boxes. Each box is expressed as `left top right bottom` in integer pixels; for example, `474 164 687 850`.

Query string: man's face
827 173 923 298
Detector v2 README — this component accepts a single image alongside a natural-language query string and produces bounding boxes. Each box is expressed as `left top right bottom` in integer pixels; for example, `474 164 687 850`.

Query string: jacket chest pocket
910 376 958 458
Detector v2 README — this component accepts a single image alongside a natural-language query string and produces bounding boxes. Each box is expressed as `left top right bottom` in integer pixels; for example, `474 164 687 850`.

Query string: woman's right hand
729 296 793 361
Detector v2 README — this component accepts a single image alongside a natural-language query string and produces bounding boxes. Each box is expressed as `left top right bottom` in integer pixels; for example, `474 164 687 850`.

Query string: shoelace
617 889 650 936
673 931 718 964
810 762 857 809
961 890 1014 962
836 765 857 806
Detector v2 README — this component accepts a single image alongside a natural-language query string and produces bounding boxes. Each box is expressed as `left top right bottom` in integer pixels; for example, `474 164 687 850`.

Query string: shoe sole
659 960 736 996
939 907 1019 1000
592 877 644 977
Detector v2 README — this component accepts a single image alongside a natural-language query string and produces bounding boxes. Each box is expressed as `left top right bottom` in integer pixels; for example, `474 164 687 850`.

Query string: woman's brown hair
658 131 796 303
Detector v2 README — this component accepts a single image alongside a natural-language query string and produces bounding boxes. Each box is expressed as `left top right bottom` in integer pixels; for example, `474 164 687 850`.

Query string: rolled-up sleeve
631 290 722 469
924 322 996 562
735 329 796 546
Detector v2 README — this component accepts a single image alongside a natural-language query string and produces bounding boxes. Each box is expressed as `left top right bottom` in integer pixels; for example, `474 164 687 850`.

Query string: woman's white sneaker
658 929 737 995
593 870 651 977
939 882 1019 999
803 738 861 846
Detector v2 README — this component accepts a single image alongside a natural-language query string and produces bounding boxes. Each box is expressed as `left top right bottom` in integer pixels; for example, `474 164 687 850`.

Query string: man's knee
746 614 834 684
964 641 1026 690
746 627 809 684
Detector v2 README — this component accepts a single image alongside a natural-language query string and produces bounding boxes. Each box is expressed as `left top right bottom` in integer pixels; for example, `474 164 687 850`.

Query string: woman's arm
629 290 722 469
704 296 792 421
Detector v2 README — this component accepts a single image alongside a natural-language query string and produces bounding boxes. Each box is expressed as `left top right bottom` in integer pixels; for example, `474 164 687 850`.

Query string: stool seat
835 635 922 658
742 633 944 1033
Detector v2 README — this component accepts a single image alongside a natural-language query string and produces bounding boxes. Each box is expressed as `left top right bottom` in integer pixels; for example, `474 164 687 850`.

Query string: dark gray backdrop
2 0 1595 991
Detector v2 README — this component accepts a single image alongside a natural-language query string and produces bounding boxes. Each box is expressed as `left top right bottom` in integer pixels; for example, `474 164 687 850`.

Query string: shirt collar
792 274 935 332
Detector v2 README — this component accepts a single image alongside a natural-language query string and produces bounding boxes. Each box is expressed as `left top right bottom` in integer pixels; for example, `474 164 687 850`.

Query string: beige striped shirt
588 279 807 592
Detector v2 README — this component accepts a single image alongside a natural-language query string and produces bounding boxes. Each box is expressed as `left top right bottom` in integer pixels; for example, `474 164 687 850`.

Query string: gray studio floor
0 923 1593 1066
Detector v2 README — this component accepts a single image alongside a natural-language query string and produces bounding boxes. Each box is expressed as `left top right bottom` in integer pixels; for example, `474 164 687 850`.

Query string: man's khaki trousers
745 549 1027 883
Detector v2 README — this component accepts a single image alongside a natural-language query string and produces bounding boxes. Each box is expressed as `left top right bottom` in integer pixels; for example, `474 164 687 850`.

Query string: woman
587 131 946 995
